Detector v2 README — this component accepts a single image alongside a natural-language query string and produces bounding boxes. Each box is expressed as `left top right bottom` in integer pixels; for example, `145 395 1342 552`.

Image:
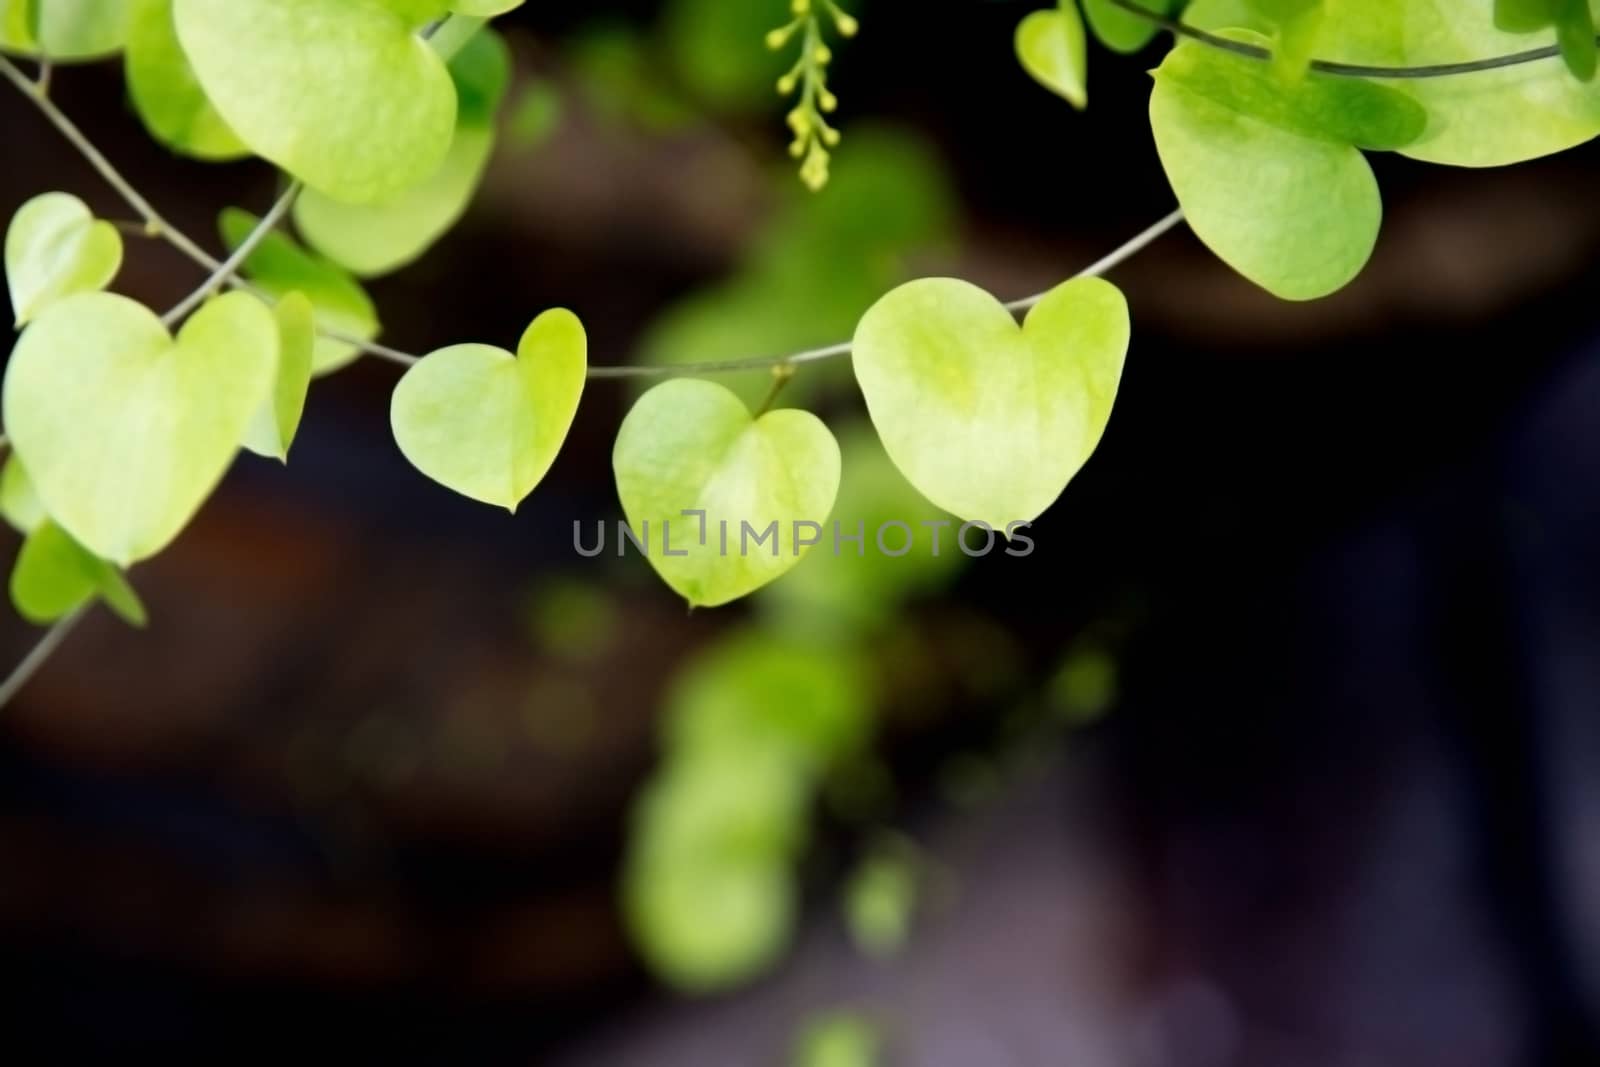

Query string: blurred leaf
642 128 956 409
1050 641 1118 724
761 423 963 632
792 1012 882 1067
526 579 618 662
507 80 563 150
843 841 919 958
663 628 870 773
661 0 789 110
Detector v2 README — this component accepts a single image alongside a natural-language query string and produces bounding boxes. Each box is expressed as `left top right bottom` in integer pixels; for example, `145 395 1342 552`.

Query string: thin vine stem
1105 0 1579 78
0 606 86 709
586 207 1188 378
162 180 302 327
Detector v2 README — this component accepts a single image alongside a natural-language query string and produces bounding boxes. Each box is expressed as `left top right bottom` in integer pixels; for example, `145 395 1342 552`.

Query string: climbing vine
0 0 1596 715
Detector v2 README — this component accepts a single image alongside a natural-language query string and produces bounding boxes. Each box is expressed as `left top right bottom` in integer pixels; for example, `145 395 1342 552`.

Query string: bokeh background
5 0 1600 1063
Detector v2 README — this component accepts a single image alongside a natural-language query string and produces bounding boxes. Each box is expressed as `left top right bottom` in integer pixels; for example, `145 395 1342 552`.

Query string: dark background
4 1 1600 1063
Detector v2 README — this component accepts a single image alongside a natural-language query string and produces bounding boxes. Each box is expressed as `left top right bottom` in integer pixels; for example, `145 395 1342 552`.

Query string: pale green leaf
1188 0 1600 166
852 276 1129 529
6 192 123 326
292 29 509 277
1150 35 1401 298
2 290 277 565
792 1013 882 1067
0 0 131 60
625 850 795 994
1015 5 1088 109
11 519 146 626
219 207 379 375
451 1 522 17
241 291 314 461
663 629 868 774
390 307 587 510
843 846 919 958
612 379 842 608
124 0 247 160
173 0 457 202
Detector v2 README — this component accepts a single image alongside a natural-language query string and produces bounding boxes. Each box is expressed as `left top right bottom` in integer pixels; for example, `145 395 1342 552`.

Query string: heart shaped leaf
0 0 132 60
391 307 587 511
241 291 315 461
6 192 123 326
173 0 457 203
11 519 146 627
853 276 1129 530
3 291 278 565
1151 32 1424 299
613 379 842 608
1016 6 1088 109
125 0 249 160
293 28 510 277
220 208 379 375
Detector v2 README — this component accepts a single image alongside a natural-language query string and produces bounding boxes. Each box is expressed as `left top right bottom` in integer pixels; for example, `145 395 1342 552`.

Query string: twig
0 607 87 710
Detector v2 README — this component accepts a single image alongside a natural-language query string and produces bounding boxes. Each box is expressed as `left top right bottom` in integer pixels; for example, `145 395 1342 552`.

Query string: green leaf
2 291 277 565
625 849 796 994
0 457 46 534
1015 5 1088 109
625 743 807 992
1150 34 1422 298
1081 0 1180 53
1155 29 1426 148
612 379 842 608
792 1013 882 1067
664 629 868 774
0 0 132 60
843 845 919 958
851 276 1129 529
450 1 522 16
6 192 123 326
219 207 379 375
1495 0 1596 81
124 0 248 160
292 28 509 277
760 423 962 631
11 519 146 626
1188 0 1600 166
241 291 314 461
390 308 587 511
172 0 457 202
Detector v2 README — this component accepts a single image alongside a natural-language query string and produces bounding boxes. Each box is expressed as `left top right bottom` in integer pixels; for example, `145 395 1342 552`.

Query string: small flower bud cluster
766 0 857 191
